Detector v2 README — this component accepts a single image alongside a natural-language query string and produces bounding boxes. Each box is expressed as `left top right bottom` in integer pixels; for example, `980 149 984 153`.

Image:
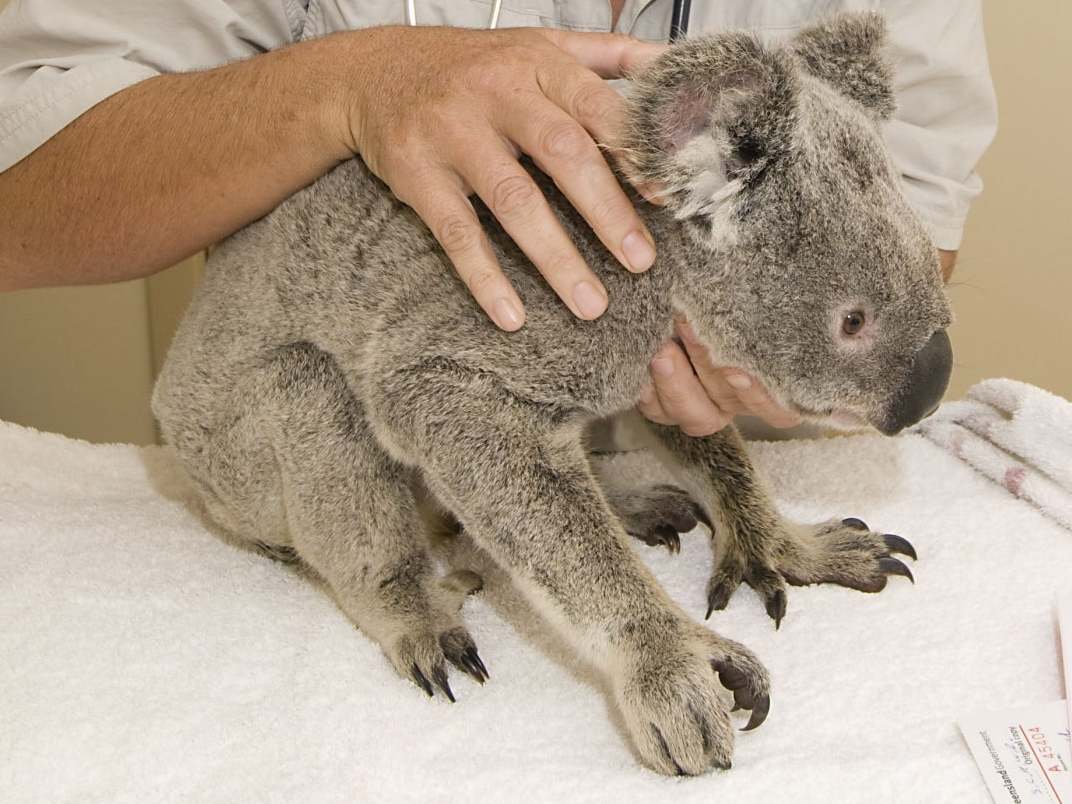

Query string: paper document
1061 594 1072 731
959 595 1072 803
960 700 1071 803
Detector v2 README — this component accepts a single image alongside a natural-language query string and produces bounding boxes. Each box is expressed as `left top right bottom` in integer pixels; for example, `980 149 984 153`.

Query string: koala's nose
879 329 953 435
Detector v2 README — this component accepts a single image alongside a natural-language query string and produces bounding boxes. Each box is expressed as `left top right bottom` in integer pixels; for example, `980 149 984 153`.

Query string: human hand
335 26 665 330
637 319 802 436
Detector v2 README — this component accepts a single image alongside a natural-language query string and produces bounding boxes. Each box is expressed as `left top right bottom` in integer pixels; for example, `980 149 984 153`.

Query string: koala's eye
842 311 866 336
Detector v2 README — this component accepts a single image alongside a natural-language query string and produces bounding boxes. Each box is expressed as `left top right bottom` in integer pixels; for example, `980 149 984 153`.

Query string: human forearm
0 34 358 291
939 249 957 282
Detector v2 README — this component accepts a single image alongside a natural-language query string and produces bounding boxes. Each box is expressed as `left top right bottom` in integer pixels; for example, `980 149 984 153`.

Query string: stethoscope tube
669 0 692 41
405 0 689 42
405 0 503 29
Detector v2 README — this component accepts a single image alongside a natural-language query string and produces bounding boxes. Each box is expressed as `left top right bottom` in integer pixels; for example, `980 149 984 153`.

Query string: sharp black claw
654 524 680 554
411 664 434 698
466 647 489 681
741 694 771 731
882 533 918 561
431 666 455 703
706 583 733 618
765 589 787 630
713 661 746 692
842 517 869 531
879 556 914 583
705 603 714 620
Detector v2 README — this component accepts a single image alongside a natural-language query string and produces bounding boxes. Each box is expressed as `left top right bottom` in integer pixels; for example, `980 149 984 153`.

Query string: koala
152 12 952 776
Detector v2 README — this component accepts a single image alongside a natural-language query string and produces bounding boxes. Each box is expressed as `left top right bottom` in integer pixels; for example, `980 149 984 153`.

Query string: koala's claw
614 484 710 555
638 524 682 554
705 579 735 619
619 631 769 775
711 657 770 730
841 517 869 531
430 664 456 702
878 556 914 583
882 533 918 561
410 663 435 698
439 626 489 684
764 589 787 630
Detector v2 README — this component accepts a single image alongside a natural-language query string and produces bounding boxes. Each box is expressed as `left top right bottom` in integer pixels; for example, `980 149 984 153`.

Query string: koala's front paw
616 627 770 775
611 484 712 554
707 519 917 628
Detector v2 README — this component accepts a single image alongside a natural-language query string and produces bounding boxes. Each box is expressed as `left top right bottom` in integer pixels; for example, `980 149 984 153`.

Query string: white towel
916 378 1072 531
1 411 1070 803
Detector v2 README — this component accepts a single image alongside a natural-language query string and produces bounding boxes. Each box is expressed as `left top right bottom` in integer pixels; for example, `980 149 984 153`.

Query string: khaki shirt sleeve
881 0 997 250
0 0 305 172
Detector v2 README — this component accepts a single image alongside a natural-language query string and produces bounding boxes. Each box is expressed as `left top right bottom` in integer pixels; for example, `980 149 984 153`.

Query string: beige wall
946 0 1072 399
0 1 1068 443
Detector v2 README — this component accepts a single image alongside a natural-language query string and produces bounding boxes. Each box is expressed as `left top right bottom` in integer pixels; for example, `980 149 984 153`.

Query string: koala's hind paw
387 621 489 701
616 628 770 776
613 484 712 555
383 570 488 699
706 518 917 628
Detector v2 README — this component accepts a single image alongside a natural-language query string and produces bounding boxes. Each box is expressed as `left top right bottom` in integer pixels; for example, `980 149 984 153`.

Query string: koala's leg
649 424 917 628
182 344 487 698
585 412 711 554
372 369 770 775
588 449 711 554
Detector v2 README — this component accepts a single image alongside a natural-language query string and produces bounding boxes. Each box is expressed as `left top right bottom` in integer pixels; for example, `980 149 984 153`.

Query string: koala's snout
878 329 953 435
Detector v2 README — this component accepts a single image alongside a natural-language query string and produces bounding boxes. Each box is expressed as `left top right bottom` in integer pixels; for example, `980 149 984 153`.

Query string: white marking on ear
670 130 744 250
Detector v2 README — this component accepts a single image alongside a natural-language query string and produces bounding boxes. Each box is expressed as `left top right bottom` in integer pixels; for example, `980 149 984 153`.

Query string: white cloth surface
916 378 1072 531
0 0 996 248
1 414 1069 803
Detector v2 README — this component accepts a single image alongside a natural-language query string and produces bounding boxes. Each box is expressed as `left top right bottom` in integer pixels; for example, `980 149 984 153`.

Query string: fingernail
725 374 752 391
622 230 656 272
572 281 607 319
651 356 674 377
494 297 524 330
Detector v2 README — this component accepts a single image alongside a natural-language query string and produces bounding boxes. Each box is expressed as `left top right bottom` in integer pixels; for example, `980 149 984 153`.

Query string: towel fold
915 378 1072 531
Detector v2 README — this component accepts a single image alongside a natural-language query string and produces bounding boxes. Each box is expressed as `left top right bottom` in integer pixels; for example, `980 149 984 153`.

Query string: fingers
458 137 609 320
677 320 802 430
718 372 802 429
638 321 805 434
643 342 732 436
401 170 526 331
536 29 666 78
510 92 655 273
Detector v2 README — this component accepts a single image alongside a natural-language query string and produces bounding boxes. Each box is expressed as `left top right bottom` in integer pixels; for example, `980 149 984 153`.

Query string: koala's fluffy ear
622 33 800 218
790 11 896 120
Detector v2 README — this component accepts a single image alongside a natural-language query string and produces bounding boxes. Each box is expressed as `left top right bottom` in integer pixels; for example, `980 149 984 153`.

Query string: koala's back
154 158 675 456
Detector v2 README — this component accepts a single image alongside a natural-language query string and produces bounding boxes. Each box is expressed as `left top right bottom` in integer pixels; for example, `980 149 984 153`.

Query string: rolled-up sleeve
0 0 304 172
882 0 998 250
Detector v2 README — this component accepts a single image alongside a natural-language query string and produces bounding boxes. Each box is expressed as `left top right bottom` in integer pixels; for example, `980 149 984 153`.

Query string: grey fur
153 13 949 775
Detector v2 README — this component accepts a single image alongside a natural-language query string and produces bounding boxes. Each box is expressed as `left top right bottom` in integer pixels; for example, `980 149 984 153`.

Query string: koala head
623 12 953 435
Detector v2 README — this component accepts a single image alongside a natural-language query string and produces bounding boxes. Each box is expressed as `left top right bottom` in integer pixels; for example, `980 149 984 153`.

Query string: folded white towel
916 379 1072 530
2 409 1070 803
